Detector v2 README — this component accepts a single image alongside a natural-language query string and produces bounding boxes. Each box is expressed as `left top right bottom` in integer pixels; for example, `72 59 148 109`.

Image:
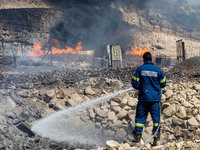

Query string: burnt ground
0 56 199 149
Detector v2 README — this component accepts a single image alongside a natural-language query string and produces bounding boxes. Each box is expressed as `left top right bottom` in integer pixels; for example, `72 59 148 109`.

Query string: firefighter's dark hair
143 52 152 62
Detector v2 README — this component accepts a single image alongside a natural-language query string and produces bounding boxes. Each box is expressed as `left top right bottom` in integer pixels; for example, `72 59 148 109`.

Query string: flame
30 40 83 57
51 38 61 48
125 46 149 56
102 55 106 59
29 43 45 57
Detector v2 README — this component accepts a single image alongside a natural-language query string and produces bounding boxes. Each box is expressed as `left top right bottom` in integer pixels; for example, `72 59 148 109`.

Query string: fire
125 46 149 56
102 55 106 59
30 40 83 57
29 43 45 57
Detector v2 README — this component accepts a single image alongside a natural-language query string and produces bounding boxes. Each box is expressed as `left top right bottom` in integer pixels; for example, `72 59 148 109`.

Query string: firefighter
131 52 166 146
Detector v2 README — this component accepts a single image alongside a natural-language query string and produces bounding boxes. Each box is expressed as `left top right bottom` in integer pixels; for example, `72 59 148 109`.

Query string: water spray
31 87 134 146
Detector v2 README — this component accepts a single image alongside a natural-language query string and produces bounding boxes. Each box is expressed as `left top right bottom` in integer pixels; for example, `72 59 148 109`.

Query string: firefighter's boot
152 133 160 146
132 131 142 142
129 131 142 147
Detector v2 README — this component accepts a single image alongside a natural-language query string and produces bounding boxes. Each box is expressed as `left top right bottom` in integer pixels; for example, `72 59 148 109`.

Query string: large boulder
163 104 176 117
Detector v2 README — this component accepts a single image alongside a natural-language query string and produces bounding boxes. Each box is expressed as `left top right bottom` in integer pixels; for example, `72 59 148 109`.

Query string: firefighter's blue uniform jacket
131 61 166 133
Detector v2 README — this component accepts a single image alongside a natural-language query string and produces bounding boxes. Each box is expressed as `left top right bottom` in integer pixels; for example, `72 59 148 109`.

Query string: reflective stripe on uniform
153 123 159 127
141 71 158 77
132 76 140 81
135 123 144 127
160 76 166 83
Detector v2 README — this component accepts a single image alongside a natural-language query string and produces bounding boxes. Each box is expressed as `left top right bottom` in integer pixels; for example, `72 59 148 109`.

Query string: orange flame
125 46 149 56
30 40 83 57
102 55 106 59
29 43 45 57
51 38 61 48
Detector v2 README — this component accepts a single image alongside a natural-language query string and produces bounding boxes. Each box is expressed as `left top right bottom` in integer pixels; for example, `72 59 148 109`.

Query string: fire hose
139 101 161 150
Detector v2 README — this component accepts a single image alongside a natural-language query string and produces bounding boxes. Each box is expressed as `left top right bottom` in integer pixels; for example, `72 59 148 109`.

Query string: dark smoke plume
47 0 148 50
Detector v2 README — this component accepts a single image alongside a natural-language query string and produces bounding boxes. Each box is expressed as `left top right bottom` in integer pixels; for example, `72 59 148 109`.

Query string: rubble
0 63 199 149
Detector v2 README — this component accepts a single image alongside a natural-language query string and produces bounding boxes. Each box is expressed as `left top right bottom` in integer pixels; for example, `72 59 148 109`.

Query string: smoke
47 0 149 50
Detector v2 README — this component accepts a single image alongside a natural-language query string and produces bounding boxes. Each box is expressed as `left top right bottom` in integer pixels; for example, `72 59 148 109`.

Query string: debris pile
0 62 199 149
167 56 200 80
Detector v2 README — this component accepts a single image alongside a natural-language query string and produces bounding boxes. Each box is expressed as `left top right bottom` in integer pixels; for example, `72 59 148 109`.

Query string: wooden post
176 39 185 64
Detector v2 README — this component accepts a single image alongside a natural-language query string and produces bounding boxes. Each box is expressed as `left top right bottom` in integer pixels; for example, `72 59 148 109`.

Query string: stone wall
131 31 200 59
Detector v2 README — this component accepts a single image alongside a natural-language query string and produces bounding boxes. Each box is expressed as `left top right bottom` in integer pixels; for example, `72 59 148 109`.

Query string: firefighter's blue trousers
133 101 160 134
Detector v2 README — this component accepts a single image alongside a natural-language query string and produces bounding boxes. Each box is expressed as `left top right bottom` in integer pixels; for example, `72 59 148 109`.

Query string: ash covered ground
0 57 199 149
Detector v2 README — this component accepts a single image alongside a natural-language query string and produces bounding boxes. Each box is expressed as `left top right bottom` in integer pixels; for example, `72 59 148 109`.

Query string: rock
53 102 66 110
103 130 115 137
66 98 77 106
161 94 166 101
174 126 182 137
121 97 128 107
192 109 198 116
13 106 23 116
89 109 96 119
162 102 171 110
193 84 200 91
163 104 176 117
172 116 183 126
110 97 121 103
94 108 108 118
67 93 83 105
152 145 164 150
190 96 199 103
18 90 29 98
168 134 176 141
195 114 200 123
119 143 131 149
116 128 127 138
84 86 96 95
110 101 120 107
116 110 128 119
54 88 66 99
176 106 187 119
108 111 116 121
181 100 194 108
124 105 131 111
164 90 173 99
112 106 122 113
127 97 137 107
188 117 199 127
16 122 35 137
106 140 120 150
46 89 55 97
